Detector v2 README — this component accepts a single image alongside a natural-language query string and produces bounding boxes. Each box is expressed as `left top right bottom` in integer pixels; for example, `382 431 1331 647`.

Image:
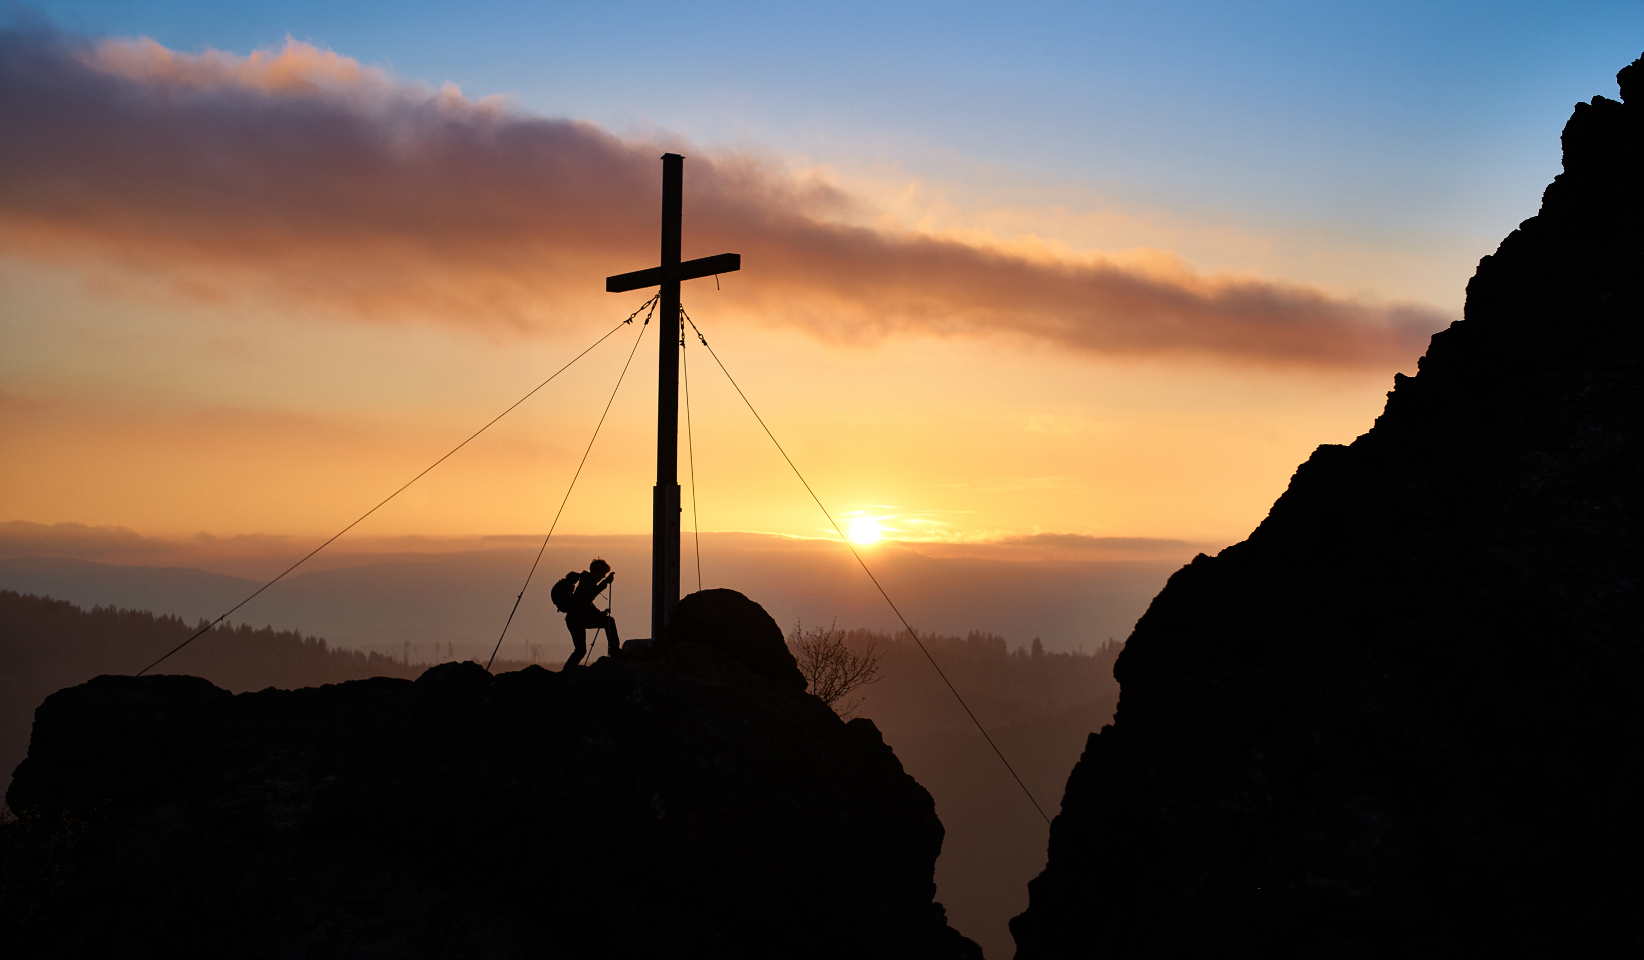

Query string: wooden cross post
607 153 741 640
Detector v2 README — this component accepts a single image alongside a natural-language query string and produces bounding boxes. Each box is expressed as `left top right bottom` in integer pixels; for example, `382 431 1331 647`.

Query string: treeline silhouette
0 591 535 798
840 627 1121 730
827 626 1123 960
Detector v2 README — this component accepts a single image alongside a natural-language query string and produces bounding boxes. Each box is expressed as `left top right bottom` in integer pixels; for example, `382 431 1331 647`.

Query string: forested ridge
0 591 536 798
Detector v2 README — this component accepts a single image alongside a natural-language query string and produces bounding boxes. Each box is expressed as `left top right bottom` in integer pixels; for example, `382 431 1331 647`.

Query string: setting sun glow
847 517 882 544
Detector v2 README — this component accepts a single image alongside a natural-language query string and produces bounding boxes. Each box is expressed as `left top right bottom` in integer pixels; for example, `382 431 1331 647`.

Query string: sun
847 517 882 544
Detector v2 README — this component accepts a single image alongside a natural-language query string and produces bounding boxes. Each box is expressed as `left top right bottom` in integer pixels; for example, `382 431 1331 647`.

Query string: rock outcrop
663 587 808 690
1013 56 1644 958
5 590 980 959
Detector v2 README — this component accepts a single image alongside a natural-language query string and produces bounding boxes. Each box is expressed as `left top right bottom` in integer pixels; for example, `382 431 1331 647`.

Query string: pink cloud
0 29 1446 365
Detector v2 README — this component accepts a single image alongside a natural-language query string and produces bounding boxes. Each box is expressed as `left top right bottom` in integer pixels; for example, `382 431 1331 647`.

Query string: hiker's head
589 558 610 576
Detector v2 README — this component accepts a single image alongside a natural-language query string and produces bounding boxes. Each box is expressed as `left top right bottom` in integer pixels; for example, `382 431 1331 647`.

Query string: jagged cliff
5 590 980 959
1013 57 1644 958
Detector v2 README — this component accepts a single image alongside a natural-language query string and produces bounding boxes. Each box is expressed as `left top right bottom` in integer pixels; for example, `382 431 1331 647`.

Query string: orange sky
3 33 1450 559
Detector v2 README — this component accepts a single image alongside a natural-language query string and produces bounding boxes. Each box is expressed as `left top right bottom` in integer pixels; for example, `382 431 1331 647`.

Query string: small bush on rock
789 618 883 718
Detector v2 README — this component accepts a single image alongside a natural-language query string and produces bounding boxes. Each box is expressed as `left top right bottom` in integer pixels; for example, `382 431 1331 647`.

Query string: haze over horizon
4 2 1639 643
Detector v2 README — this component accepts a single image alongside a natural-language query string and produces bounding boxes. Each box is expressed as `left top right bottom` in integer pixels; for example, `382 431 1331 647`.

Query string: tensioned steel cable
682 313 704 592
485 301 655 671
136 297 658 677
680 307 1051 825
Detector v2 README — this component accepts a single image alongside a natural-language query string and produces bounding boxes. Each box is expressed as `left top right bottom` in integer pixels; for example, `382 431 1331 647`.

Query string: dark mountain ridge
1012 55 1644 957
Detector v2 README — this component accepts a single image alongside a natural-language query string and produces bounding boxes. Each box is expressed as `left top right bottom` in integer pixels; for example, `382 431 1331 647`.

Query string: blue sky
26 1 1642 251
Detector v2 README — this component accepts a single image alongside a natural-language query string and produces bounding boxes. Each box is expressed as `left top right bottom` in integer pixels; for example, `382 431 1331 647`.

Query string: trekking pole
602 578 615 659
583 579 613 666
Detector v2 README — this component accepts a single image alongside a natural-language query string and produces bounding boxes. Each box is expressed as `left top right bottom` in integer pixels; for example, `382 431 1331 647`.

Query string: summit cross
607 153 741 641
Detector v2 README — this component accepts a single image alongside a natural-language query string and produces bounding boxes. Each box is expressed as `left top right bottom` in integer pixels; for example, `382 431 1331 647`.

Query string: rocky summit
5 589 980 960
1012 56 1644 958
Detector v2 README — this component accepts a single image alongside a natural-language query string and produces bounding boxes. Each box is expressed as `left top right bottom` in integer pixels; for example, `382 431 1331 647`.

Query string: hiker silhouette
555 559 619 668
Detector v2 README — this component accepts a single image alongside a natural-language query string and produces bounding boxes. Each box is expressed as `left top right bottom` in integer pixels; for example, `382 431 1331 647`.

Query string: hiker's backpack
550 572 579 613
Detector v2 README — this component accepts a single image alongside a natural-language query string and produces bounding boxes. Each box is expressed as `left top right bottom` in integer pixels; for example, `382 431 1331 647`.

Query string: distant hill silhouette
0 556 256 623
1013 54 1644 958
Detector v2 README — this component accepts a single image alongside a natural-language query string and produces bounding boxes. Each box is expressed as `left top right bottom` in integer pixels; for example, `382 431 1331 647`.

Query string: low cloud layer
0 523 1191 653
0 28 1446 366
0 521 1209 575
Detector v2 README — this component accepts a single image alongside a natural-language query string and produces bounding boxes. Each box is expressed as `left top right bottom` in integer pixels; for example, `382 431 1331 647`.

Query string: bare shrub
788 618 883 718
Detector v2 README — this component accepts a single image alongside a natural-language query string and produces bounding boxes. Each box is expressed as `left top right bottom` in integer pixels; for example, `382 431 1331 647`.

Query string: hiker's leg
603 614 621 656
563 624 586 670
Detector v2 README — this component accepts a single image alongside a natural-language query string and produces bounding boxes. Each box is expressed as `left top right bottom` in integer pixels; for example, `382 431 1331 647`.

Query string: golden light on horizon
0 29 1457 557
847 517 882 544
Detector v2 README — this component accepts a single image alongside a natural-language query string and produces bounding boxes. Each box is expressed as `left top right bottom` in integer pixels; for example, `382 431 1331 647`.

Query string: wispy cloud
0 28 1446 366
996 533 1202 552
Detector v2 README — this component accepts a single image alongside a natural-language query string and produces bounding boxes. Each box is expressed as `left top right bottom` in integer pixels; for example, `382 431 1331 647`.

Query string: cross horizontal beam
606 252 741 293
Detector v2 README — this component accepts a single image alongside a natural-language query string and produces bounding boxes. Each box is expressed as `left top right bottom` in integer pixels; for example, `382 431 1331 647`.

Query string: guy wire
136 298 658 677
486 300 655 671
680 307 1052 826
682 310 704 592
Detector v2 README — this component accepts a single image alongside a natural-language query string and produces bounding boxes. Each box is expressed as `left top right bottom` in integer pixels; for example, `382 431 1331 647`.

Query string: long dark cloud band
0 28 1446 366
